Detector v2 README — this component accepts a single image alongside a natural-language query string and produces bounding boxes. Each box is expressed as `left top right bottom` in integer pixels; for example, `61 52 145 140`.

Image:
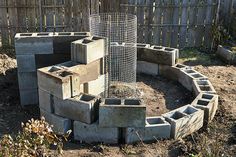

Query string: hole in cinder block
82 39 93 44
202 94 214 100
48 66 61 72
184 69 195 74
197 80 209 85
191 73 203 78
58 32 71 36
170 111 186 120
176 64 185 68
37 33 49 36
92 36 103 40
79 94 95 102
153 46 163 49
20 33 32 36
74 32 87 36
182 106 198 115
105 98 121 105
199 85 212 91
124 99 141 105
197 99 210 106
136 44 147 47
164 48 174 51
147 117 165 125
57 71 72 77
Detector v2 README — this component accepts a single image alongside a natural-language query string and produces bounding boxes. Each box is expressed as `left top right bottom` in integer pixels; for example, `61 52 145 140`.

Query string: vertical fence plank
145 0 154 44
137 0 145 43
171 0 180 48
153 0 161 45
0 0 9 46
80 0 90 31
179 0 188 48
71 0 81 32
64 0 72 31
42 0 54 32
90 0 99 14
8 0 18 45
204 0 213 48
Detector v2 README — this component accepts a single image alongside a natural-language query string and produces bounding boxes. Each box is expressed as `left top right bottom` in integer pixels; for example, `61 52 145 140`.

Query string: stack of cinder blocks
15 32 91 106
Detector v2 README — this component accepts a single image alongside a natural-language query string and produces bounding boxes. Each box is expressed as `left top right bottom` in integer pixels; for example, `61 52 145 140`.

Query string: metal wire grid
89 13 137 98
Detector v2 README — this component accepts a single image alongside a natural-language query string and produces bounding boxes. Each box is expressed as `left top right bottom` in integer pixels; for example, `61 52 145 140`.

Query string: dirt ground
0 47 235 156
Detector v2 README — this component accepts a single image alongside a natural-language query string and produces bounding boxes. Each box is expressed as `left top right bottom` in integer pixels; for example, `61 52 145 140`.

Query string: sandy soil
0 48 235 156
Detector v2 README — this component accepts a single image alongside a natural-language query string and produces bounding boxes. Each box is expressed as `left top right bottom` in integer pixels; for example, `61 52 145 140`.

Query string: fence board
137 0 145 43
179 0 188 48
8 0 18 45
171 0 180 48
153 0 162 45
204 0 214 48
162 0 172 47
0 0 9 46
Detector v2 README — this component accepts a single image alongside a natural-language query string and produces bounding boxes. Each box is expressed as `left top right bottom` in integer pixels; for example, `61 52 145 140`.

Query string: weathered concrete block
138 45 175 66
192 79 216 96
40 109 71 135
99 98 146 127
37 67 80 99
178 69 208 91
163 47 179 63
137 61 159 76
54 93 100 124
38 89 53 113
19 88 38 106
15 33 54 55
53 32 90 54
163 105 204 139
74 121 119 144
125 116 171 144
216 45 236 64
16 55 36 72
84 74 108 96
191 93 218 124
18 72 37 90
58 59 101 84
159 63 192 81
71 36 107 64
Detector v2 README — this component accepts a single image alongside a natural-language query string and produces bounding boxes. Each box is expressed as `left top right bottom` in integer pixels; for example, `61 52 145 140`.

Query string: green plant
0 117 71 157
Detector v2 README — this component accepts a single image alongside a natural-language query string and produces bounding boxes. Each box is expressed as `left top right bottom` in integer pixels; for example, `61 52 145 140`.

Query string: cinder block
18 72 37 90
53 32 90 54
138 46 175 66
19 88 38 106
16 55 36 72
163 47 179 63
84 74 108 96
162 105 204 139
192 79 216 96
54 93 100 124
178 69 208 91
159 63 192 81
74 121 119 144
216 45 234 64
15 33 54 55
191 93 218 124
58 60 101 84
38 89 54 113
40 109 71 135
99 98 146 127
137 61 159 76
71 36 106 64
125 116 171 144
37 67 80 99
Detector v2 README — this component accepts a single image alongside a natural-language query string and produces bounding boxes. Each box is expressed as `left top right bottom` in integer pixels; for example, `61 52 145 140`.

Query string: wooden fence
0 0 225 49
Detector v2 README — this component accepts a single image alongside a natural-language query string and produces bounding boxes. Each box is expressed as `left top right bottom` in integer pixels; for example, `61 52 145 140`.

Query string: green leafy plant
0 117 71 157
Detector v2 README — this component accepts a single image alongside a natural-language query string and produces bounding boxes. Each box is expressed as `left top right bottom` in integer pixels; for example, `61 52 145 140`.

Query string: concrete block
216 45 236 64
163 47 179 63
192 79 216 96
40 109 71 135
99 98 146 127
18 72 37 90
53 32 90 54
71 36 106 64
191 93 218 123
38 89 54 113
15 33 53 55
137 44 151 60
16 55 36 72
159 63 192 81
137 61 159 76
19 88 38 106
125 116 171 144
74 121 119 144
35 53 70 69
58 59 101 84
138 46 175 66
54 93 100 124
163 105 204 139
37 67 80 99
178 69 208 91
84 74 108 96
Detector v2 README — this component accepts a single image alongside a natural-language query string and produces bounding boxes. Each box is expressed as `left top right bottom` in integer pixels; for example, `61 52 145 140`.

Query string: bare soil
0 48 235 156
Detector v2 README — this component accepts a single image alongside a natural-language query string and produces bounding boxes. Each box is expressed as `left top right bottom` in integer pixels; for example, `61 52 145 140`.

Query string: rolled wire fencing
89 13 137 98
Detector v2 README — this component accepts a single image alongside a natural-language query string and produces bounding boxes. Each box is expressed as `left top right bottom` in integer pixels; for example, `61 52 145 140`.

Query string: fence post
39 0 43 32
